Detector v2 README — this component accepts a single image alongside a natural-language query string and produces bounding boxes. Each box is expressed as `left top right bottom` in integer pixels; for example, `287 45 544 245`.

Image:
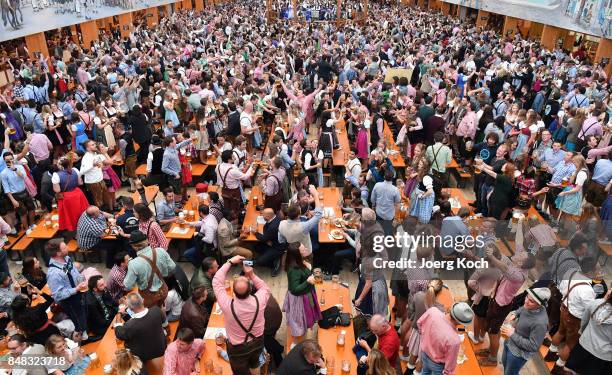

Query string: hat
151 135 162 146
128 230 148 244
450 302 474 325
526 287 551 306
196 183 209 193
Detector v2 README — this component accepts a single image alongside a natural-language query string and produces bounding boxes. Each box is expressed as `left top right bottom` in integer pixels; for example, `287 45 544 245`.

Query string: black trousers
264 333 284 369
59 293 88 333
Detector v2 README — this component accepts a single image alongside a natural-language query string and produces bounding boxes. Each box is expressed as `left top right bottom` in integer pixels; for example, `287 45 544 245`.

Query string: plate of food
333 218 344 228
330 229 344 240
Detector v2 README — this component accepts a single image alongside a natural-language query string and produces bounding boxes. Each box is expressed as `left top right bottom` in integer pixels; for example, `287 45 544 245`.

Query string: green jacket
287 267 314 296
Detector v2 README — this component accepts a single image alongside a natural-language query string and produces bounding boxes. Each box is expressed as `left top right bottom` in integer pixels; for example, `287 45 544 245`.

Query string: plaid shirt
551 161 576 184
12 84 25 100
76 212 107 250
209 201 224 223
516 176 536 196
106 264 128 302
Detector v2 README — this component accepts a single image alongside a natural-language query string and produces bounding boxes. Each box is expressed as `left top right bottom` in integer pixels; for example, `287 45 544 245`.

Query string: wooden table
27 211 59 239
242 186 264 242
165 194 202 240
442 188 473 215
382 122 406 169
199 300 233 374
332 120 351 167
315 282 358 374
318 187 345 244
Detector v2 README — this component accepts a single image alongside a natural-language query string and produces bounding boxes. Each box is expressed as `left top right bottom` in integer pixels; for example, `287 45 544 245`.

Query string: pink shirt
212 262 270 345
29 133 52 162
418 307 460 375
163 339 204 375
494 255 527 306
456 111 477 139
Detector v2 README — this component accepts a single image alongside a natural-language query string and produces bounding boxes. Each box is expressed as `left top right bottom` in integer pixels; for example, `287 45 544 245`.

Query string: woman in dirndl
405 279 445 373
355 111 371 167
178 133 193 204
409 160 435 224
283 243 322 340
52 157 89 232
555 155 589 222
403 143 425 198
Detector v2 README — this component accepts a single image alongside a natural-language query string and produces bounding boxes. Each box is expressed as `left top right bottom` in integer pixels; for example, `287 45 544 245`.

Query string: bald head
369 314 390 335
262 208 275 221
233 276 251 299
86 205 100 217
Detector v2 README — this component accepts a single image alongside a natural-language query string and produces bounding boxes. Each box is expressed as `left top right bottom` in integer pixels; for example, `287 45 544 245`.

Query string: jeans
479 183 493 215
421 352 444 375
501 342 527 375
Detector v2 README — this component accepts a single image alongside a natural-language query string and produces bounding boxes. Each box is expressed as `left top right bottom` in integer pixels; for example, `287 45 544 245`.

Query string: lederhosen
233 150 251 187
430 144 447 188
548 250 579 334
264 174 283 213
559 270 591 350
226 295 264 374
218 165 243 215
145 148 166 189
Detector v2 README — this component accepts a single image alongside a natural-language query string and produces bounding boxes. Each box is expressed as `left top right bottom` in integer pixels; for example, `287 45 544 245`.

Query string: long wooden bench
11 236 34 260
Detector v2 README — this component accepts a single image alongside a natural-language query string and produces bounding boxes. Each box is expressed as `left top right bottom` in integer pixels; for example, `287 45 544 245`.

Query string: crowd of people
0 0 610 374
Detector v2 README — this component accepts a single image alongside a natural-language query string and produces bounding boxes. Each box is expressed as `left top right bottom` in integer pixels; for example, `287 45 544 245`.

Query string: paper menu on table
171 226 190 234
204 327 227 340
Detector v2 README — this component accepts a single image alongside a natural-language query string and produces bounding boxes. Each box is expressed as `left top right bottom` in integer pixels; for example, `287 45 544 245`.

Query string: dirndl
283 289 323 337
319 132 334 157
409 188 435 224
58 188 89 231
356 127 369 159
555 187 583 216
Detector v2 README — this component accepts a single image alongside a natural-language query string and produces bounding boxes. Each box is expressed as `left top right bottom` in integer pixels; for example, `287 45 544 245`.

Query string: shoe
402 367 415 375
474 349 491 357
542 337 552 347
271 258 281 277
469 201 478 207
544 350 559 362
467 331 482 344
477 357 498 366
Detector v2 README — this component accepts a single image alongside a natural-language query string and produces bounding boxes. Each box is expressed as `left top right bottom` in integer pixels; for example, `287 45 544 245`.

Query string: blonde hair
113 348 143 375
425 278 444 308
365 349 395 375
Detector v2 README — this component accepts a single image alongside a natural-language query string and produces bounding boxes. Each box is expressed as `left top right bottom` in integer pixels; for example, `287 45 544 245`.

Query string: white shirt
240 112 255 134
164 289 184 317
345 157 361 180
558 271 596 318
79 152 104 184
198 214 218 246
575 169 588 186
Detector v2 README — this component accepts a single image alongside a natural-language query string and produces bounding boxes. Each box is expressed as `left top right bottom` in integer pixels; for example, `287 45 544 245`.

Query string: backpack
318 306 351 329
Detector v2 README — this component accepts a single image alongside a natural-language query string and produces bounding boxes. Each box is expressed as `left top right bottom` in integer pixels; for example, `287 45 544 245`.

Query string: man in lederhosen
216 150 254 221
212 256 270 375
262 157 286 214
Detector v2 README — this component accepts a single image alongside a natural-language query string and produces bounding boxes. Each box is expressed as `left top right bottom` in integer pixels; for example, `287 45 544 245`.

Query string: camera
243 260 254 267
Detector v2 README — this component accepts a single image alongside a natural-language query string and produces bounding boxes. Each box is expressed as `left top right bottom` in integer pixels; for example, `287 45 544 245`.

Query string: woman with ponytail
565 291 612 375
403 278 445 375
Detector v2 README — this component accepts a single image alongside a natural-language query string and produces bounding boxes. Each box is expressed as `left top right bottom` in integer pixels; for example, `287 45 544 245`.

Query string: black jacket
128 113 152 143
115 306 166 361
255 216 283 248
277 342 320 375
85 290 118 337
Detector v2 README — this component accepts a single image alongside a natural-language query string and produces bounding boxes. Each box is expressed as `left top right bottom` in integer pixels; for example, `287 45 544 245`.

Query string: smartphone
243 260 254 267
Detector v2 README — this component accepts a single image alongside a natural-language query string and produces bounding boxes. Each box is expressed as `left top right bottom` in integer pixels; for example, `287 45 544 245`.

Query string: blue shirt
161 140 191 178
0 149 8 173
156 200 176 222
541 148 565 170
569 94 589 108
551 160 576 184
592 159 612 186
18 107 37 127
47 256 82 302
370 181 401 220
0 165 26 193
